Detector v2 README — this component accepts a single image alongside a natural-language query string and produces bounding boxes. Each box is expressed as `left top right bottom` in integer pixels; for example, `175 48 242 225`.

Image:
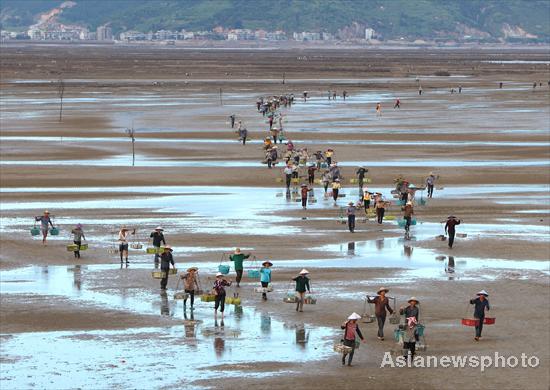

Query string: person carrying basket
230 248 251 287
470 290 490 341
35 210 54 245
340 312 365 366
292 269 311 312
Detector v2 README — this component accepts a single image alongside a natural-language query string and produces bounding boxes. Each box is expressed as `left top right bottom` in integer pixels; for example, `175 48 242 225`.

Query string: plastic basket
334 344 352 354
218 264 230 275
66 244 79 251
275 178 284 183
225 297 242 305
151 271 166 279
304 295 317 304
79 243 88 251
173 291 189 300
247 269 260 279
436 235 447 241
398 219 407 227
130 243 143 249
461 318 479 327
395 200 406 206
456 233 467 238
394 328 404 342
146 247 158 254
168 268 178 275
350 178 358 184
384 215 396 221
254 286 274 293
320 163 328 168
389 314 400 325
416 324 425 337
418 198 427 206
30 227 41 236
483 317 496 325
201 294 216 302
291 178 300 184
49 227 59 236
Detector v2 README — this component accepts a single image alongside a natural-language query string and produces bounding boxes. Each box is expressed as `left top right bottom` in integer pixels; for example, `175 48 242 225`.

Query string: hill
1 0 549 41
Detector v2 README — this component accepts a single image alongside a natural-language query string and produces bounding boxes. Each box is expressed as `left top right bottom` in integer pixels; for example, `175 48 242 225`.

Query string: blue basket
411 219 417 226
398 219 406 227
394 328 403 341
418 198 427 206
49 227 60 236
395 200 406 206
320 163 328 168
416 324 425 337
30 227 41 236
218 264 230 275
247 269 260 279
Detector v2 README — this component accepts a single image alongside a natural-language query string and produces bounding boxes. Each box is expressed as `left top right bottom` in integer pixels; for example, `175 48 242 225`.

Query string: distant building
97 25 113 41
365 28 375 41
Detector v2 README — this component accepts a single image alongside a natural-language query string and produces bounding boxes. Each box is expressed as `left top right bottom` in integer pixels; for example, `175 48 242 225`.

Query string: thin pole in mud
125 122 136 167
58 79 65 122
219 88 223 106
282 72 286 84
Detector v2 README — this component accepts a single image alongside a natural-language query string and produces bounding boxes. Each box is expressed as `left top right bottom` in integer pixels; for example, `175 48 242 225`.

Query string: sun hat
75 223 82 229
187 267 198 272
262 261 273 267
406 201 413 206
348 312 362 320
44 210 50 214
408 297 419 303
335 178 340 182
301 183 307 187
121 225 128 231
348 202 354 206
299 269 309 275
476 290 489 296
155 226 163 231
216 272 223 277
377 287 389 294
163 245 173 251
234 248 242 254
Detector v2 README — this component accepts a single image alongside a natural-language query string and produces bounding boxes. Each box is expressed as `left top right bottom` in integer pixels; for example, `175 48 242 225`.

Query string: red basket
483 317 496 325
461 318 480 327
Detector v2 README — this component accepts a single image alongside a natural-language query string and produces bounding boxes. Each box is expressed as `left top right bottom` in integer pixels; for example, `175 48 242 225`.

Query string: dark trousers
73 240 81 258
401 192 407 203
286 174 292 189
403 341 416 358
348 215 355 232
376 315 386 338
214 293 226 312
236 269 243 285
323 182 329 193
326 157 332 165
302 197 307 208
242 137 247 145
261 281 269 299
308 174 314 185
184 289 195 307
358 179 364 191
448 231 455 248
342 339 356 365
427 184 434 197
268 159 273 169
475 317 484 337
364 200 370 212
404 216 412 232
376 208 385 224
332 189 339 201
160 268 169 289
154 246 160 266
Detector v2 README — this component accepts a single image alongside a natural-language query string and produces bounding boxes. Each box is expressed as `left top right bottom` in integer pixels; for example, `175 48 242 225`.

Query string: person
403 201 414 235
303 91 308 101
118 226 135 265
499 82 503 89
160 245 176 291
332 91 337 100
35 210 54 245
425 172 436 198
229 114 236 128
229 248 250 287
342 90 347 100
375 196 387 224
266 146 277 169
278 113 284 131
458 85 462 94
418 86 423 95
238 123 248 145
287 139 295 152
181 267 200 309
213 272 232 319
322 170 331 195
363 190 372 212
328 90 332 100
445 216 462 249
263 137 272 150
331 179 341 204
71 224 86 259
329 163 341 181
293 269 311 312
325 149 334 165
356 167 368 190
307 164 316 185
470 290 490 341
340 312 365 366
150 226 166 266
270 127 279 144
300 184 312 210
346 202 356 233
259 261 272 300
367 287 394 340
394 98 400 108
313 150 324 169
284 164 294 189
268 116 274 131
376 102 381 117
400 297 420 358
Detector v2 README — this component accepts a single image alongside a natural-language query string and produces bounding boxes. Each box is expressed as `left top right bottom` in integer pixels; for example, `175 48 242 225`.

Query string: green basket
416 324 425 337
30 227 41 236
247 269 260 279
218 264 230 274
49 227 59 236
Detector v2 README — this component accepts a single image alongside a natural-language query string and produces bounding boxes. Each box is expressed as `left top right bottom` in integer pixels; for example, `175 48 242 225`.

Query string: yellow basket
275 178 283 183
151 271 166 279
168 268 178 275
66 244 78 251
201 294 216 302
384 215 396 221
291 178 300 184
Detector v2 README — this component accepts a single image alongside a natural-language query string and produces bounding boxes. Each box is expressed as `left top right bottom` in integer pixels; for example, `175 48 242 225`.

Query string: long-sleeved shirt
301 187 312 198
71 228 85 241
445 219 461 233
356 168 367 179
367 295 394 316
284 167 293 175
293 275 310 293
331 182 341 190
426 175 435 186
160 251 175 271
150 231 166 247
260 267 271 283
404 205 414 217
36 216 53 230
229 253 250 270
182 272 199 291
118 230 130 243
347 206 356 216
470 297 490 318
341 321 364 341
400 305 419 321
213 279 231 295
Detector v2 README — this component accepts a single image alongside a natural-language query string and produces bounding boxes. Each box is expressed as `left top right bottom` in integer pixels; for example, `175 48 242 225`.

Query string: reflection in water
261 312 271 335
295 324 309 348
446 256 456 280
347 242 355 256
69 265 82 290
376 239 384 251
214 319 226 358
160 292 169 316
403 245 413 258
233 305 244 324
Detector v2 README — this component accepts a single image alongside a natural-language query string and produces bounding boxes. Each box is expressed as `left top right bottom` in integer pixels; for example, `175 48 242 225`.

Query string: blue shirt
260 267 271 283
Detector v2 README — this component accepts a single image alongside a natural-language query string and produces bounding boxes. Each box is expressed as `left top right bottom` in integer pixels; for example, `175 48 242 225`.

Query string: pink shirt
344 322 356 340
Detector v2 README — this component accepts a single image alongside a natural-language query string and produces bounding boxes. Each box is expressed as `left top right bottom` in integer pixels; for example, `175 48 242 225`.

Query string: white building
365 28 375 41
97 25 113 41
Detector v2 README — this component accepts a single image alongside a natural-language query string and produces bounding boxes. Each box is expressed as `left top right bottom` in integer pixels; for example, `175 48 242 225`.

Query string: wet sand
0 44 549 389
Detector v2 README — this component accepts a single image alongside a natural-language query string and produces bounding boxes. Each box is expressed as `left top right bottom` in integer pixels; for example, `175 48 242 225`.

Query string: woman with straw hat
340 312 365 366
470 290 490 341
367 287 394 340
346 202 356 233
35 210 54 245
259 261 273 301
213 272 232 319
118 225 135 265
230 248 251 287
160 245 176 291
292 269 311 312
150 226 166 267
400 297 420 321
71 223 86 259
181 267 200 309
331 179 341 205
